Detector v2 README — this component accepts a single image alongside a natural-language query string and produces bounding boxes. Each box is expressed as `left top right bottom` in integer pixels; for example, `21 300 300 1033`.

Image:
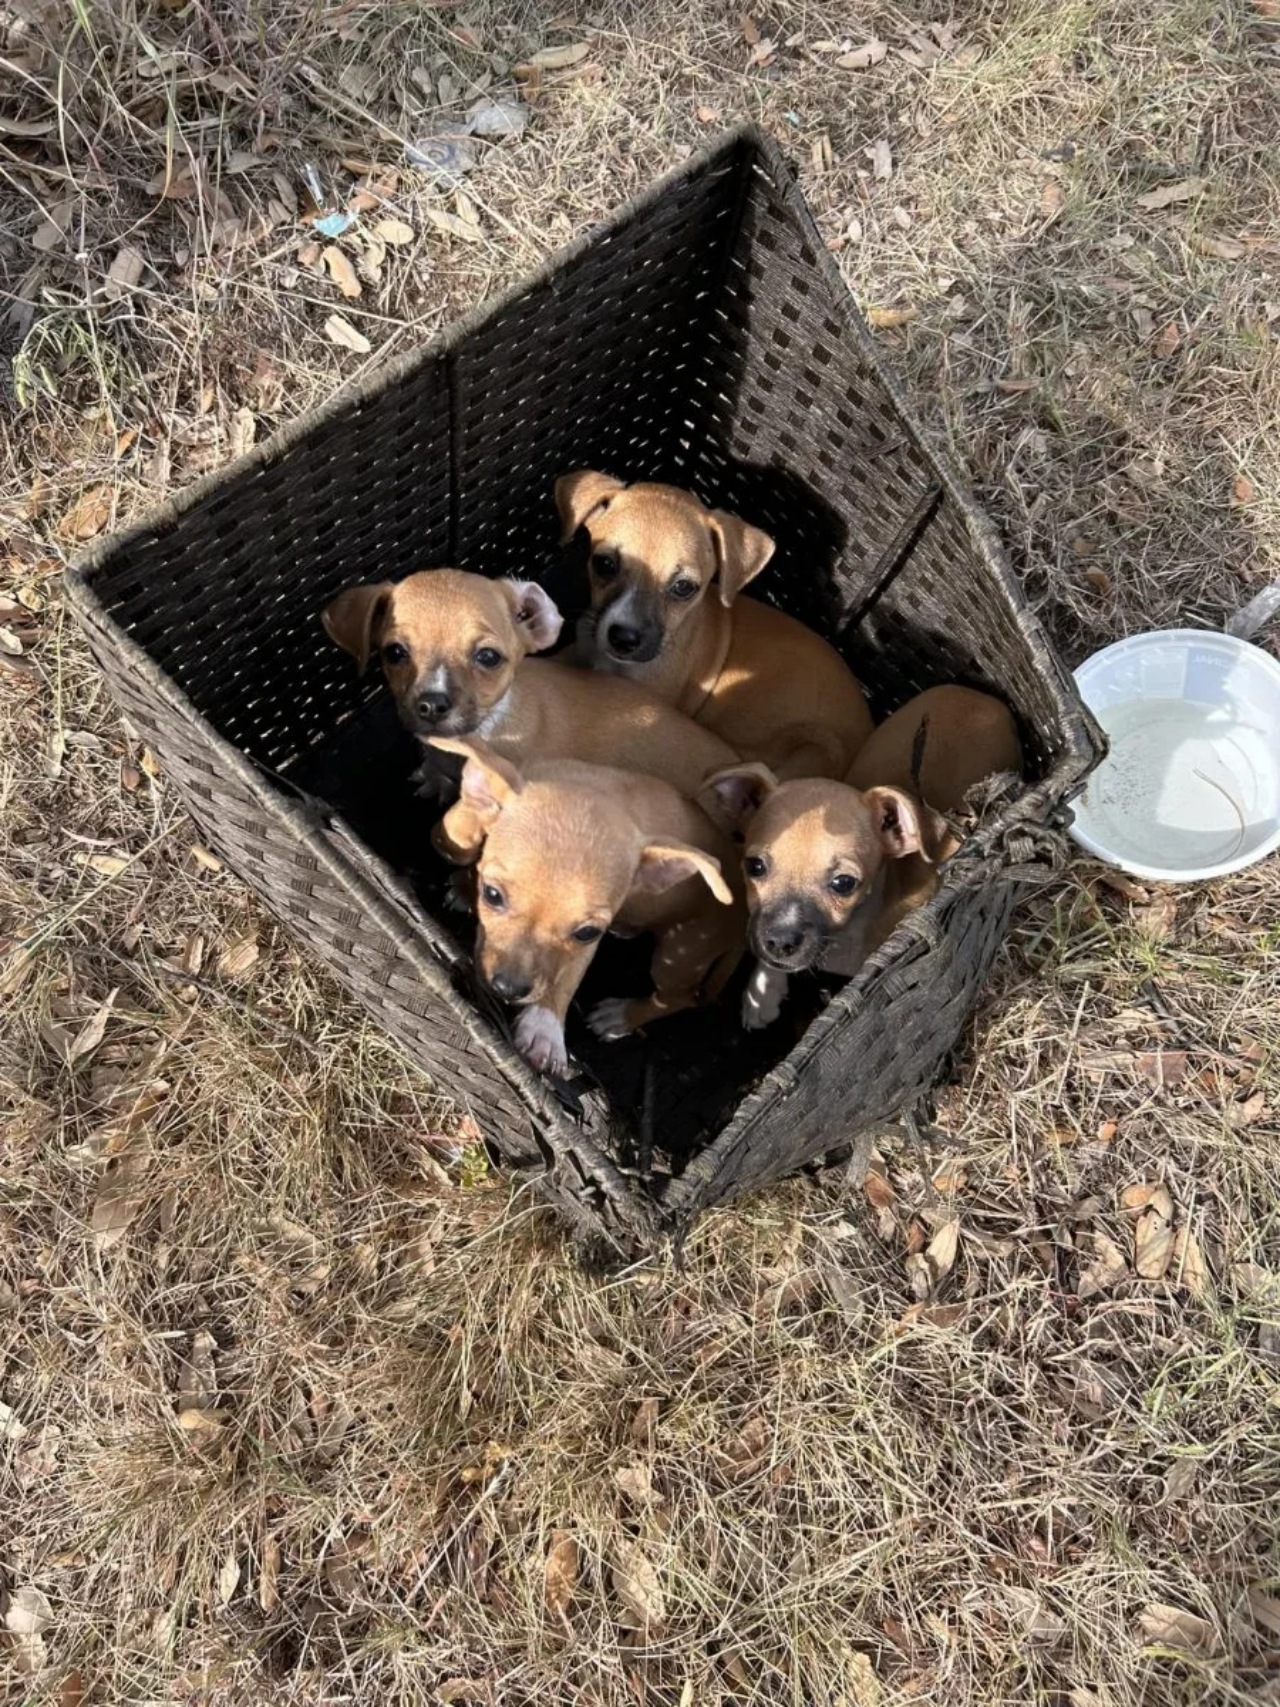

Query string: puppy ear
322 582 393 672
429 736 522 822
864 785 936 862
698 762 779 833
502 579 564 653
634 841 733 905
707 509 775 606
555 470 625 544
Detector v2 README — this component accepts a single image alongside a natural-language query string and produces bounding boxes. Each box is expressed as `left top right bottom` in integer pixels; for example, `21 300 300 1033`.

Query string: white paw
741 962 788 1030
514 1006 568 1078
588 997 635 1041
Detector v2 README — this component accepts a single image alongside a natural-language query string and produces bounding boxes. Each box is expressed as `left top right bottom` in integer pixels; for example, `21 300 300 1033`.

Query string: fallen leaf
1077 1229 1128 1298
1247 1585 1280 1639
60 1669 85 1707
904 1251 932 1300
530 41 589 69
324 313 372 355
0 624 24 656
190 843 222 872
611 1541 665 1631
213 1552 241 1605
1196 233 1246 260
1153 320 1181 358
630 1396 660 1446
424 205 484 243
925 1218 959 1284
863 1159 896 1211
1161 1458 1199 1503
227 407 256 460
932 1165 968 1194
3 1586 53 1636
866 305 916 328
101 245 144 300
58 486 113 542
544 1530 578 1619
0 1401 28 1441
259 1537 281 1613
66 989 118 1065
1040 181 1064 215
614 1462 655 1505
91 1150 147 1248
899 1301 966 1329
323 245 361 299
1130 1186 1174 1281
1134 177 1207 212
1138 1602 1215 1652
81 851 129 877
1232 473 1256 505
467 97 529 139
740 13 760 44
0 115 54 137
375 217 414 246
838 38 887 69
176 1407 223 1432
1134 893 1177 941
217 936 259 978
1228 1091 1266 1128
1171 1225 1208 1297
695 104 721 123
867 138 893 181
1136 1049 1188 1087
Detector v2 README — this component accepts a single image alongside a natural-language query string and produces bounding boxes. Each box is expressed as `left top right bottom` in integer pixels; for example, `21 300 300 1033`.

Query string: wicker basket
67 126 1103 1258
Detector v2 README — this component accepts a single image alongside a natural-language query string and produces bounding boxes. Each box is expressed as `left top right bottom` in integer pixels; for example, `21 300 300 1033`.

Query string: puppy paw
514 1006 569 1078
741 962 788 1030
587 997 636 1041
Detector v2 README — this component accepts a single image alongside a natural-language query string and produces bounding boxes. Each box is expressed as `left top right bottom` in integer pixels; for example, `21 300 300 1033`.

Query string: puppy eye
571 924 603 945
592 551 620 582
474 646 504 669
744 854 768 880
480 883 506 910
668 576 699 602
382 641 409 666
829 873 860 897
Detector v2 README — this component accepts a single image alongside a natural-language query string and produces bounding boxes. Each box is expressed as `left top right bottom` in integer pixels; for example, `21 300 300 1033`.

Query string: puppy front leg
741 960 789 1030
512 966 584 1079
588 916 724 1041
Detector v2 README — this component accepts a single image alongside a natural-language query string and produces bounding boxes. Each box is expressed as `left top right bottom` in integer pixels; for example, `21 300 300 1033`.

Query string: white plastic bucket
1070 629 1280 882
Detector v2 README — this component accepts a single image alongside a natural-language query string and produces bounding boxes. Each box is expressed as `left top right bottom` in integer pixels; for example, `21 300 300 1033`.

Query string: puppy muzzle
750 899 829 972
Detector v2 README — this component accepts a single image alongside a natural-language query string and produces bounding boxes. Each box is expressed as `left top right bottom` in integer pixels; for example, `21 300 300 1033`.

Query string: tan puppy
322 569 740 815
704 686 1022 1028
557 473 873 779
429 738 746 1077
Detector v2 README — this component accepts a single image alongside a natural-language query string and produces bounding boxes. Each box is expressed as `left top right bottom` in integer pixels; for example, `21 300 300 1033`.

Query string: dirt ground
2 1 1279 1703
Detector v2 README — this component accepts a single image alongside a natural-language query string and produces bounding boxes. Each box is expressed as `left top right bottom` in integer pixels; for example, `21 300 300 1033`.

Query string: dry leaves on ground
1121 1182 1175 1280
324 313 372 354
1134 177 1207 211
838 39 886 69
611 1540 666 1631
1137 1601 1216 1652
543 1530 578 1620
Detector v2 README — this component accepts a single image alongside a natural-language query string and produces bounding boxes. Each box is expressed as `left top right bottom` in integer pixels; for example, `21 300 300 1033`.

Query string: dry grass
3 0 1280 1703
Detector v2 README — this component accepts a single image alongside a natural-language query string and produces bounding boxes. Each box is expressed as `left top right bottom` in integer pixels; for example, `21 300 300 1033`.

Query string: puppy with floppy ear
703 684 1023 1029
322 566 742 812
430 737 745 1078
557 471 873 780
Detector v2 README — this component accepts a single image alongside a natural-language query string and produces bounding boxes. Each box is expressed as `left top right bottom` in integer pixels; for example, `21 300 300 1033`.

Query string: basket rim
64 121 1105 1239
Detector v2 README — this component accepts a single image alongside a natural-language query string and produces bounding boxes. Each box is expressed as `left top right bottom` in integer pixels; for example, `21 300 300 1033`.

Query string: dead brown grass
2 0 1280 1703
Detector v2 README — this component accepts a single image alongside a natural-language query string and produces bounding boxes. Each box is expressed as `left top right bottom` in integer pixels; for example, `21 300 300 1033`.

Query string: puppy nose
763 924 806 959
415 690 453 723
607 623 643 656
489 971 531 1004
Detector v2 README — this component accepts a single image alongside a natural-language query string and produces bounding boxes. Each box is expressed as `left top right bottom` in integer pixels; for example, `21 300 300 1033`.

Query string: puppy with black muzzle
428 738 746 1078
322 569 741 846
556 473 874 780
703 686 1024 1028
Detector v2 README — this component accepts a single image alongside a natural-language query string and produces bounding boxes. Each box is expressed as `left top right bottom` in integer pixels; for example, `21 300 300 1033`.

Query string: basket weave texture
67 127 1103 1257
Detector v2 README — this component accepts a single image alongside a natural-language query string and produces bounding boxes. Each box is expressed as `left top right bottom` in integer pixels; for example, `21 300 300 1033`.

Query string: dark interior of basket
80 130 1082 1178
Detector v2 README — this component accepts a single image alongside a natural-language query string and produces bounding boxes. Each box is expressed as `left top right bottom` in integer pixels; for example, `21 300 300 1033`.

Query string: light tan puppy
324 569 742 847
429 738 746 1078
704 686 1023 1028
557 473 873 779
